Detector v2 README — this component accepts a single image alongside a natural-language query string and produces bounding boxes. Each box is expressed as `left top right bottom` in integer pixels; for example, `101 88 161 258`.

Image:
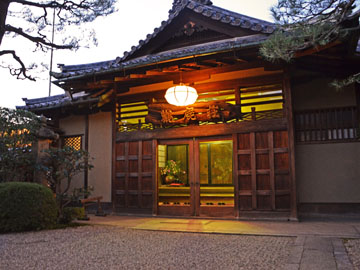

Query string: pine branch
0 50 35 80
5 24 73 50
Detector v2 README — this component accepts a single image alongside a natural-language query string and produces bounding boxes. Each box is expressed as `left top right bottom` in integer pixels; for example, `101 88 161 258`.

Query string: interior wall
296 143 360 203
88 112 112 202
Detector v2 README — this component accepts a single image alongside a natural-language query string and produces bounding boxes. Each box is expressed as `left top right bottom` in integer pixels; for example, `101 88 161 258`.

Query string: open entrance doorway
157 138 234 217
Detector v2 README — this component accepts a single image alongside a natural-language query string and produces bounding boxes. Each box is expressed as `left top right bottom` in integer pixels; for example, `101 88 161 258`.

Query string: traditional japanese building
19 0 360 220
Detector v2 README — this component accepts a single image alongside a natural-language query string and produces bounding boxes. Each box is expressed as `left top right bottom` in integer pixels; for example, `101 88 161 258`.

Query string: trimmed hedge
0 182 58 233
61 207 85 224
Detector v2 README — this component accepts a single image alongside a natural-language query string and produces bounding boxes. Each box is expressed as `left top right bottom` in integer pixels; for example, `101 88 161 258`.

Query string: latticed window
295 107 359 143
63 136 82 150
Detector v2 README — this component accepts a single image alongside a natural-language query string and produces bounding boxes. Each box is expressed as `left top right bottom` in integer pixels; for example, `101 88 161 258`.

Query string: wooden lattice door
234 130 292 214
113 140 156 212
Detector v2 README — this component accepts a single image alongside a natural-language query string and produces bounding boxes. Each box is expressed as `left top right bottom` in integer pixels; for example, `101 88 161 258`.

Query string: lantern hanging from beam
165 83 198 106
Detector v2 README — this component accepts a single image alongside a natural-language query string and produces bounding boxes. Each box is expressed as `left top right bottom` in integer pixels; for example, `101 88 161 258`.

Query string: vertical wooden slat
235 86 242 121
250 132 257 210
355 83 360 138
268 131 275 210
334 108 339 139
283 72 298 220
251 107 256 121
152 139 158 215
124 141 129 208
318 109 322 141
189 139 196 216
235 86 241 104
340 108 344 139
325 109 330 140
351 107 357 138
138 140 143 208
232 133 239 217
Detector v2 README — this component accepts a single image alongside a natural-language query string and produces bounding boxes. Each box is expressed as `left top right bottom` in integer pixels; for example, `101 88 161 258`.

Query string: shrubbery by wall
0 182 58 233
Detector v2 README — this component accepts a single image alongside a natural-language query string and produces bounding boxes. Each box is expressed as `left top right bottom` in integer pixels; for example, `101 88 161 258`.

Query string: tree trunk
0 0 10 46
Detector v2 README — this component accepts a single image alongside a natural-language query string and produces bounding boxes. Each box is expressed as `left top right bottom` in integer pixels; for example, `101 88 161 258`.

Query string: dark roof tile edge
17 94 100 111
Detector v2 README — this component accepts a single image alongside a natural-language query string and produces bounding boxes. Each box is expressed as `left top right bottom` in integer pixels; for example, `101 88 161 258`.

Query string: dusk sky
0 0 277 108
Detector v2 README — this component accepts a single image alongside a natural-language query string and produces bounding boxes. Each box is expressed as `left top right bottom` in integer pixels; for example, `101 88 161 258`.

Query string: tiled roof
17 94 99 111
54 0 275 80
120 0 275 61
53 34 268 80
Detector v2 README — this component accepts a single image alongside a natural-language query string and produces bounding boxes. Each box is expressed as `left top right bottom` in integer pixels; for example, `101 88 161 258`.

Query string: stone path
285 236 355 270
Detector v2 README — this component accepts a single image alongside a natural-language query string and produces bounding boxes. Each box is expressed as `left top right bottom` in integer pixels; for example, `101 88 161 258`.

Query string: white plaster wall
88 112 112 202
59 115 86 137
296 143 360 203
59 115 86 192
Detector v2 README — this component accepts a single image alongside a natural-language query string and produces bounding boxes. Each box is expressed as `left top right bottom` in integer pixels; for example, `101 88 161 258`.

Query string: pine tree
0 0 117 80
260 0 360 87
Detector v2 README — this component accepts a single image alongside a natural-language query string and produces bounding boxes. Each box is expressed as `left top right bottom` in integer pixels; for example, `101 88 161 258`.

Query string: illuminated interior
157 140 234 208
158 144 190 206
199 140 234 207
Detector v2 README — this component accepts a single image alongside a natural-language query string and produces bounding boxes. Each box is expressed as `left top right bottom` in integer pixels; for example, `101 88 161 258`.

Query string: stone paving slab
344 238 360 270
80 215 360 238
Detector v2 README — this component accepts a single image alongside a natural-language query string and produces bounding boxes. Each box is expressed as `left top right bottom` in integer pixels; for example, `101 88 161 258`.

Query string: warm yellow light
165 84 198 106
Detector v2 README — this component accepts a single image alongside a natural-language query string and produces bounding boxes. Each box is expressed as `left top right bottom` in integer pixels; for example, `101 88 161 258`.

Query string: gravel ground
344 239 360 270
0 225 294 270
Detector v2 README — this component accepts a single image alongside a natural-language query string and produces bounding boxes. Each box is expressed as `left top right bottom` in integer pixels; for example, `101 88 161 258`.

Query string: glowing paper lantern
165 83 198 106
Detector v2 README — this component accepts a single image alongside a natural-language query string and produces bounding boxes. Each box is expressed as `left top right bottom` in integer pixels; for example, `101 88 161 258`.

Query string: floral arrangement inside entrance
160 160 185 185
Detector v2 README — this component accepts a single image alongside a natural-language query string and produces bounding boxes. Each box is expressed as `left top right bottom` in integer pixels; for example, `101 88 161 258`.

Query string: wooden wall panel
238 133 250 149
275 174 290 190
255 132 269 149
238 175 252 190
256 154 269 169
235 129 291 215
113 140 155 211
257 175 270 190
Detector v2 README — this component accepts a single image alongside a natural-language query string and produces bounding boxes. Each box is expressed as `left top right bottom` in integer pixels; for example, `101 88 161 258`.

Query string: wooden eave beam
294 40 342 58
196 61 219 68
63 59 275 93
116 72 284 99
87 61 267 90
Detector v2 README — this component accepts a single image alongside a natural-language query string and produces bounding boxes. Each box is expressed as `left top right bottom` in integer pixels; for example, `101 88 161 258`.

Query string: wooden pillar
152 139 158 215
232 133 239 217
138 140 143 208
111 106 117 212
283 72 298 220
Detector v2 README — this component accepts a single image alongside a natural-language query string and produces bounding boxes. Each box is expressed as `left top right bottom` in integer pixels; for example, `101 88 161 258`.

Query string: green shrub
0 182 58 233
61 207 85 224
